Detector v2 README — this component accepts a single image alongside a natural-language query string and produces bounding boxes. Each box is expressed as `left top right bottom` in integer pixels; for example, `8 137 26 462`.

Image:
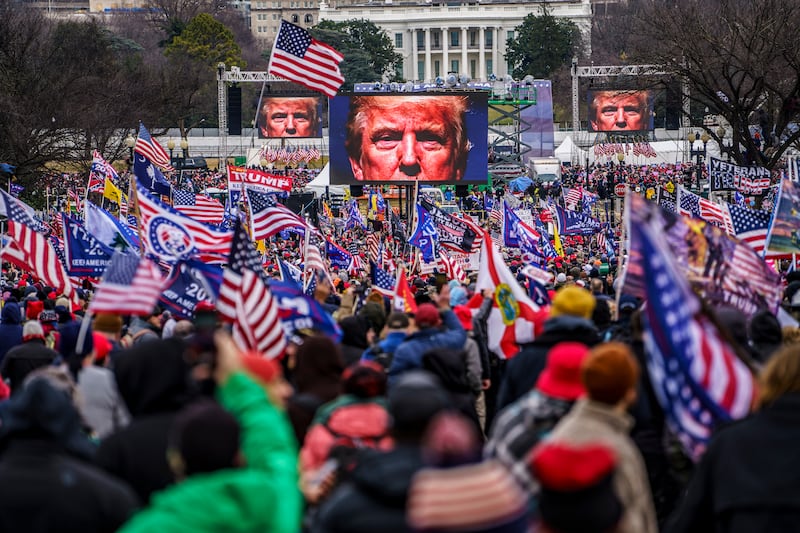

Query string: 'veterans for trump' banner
708 157 771 195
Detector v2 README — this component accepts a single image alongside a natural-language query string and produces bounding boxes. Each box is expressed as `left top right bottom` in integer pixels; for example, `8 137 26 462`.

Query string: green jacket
119 372 301 533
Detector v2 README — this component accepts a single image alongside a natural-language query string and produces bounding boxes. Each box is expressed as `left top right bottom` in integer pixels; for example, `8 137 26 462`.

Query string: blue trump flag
61 213 115 277
408 203 439 262
159 260 223 319
133 152 172 197
325 240 352 270
269 280 343 342
553 204 602 236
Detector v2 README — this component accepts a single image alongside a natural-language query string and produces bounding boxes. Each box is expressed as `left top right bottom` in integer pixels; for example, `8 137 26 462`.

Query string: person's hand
482 288 494 299
436 283 451 310
214 329 243 385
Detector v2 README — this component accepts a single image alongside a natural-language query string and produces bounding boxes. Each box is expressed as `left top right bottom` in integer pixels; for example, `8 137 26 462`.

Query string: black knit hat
169 399 240 476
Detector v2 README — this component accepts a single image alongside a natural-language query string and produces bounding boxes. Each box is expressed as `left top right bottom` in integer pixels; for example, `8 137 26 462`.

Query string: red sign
614 183 626 197
227 165 293 192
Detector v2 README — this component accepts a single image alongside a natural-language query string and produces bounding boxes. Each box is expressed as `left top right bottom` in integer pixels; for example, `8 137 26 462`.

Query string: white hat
556 273 567 284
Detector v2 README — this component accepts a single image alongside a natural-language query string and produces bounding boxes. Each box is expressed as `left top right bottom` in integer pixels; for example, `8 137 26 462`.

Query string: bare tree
628 0 800 168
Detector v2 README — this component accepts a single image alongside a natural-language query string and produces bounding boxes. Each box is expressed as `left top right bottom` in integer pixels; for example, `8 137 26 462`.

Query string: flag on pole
474 233 546 358
133 152 172 197
104 177 124 206
89 252 164 315
172 190 225 225
134 123 174 171
633 200 755 461
217 222 287 358
245 188 307 240
370 260 395 297
268 20 345 98
393 268 417 313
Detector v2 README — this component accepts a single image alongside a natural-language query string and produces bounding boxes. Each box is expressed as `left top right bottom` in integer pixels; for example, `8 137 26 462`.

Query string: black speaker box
228 85 242 135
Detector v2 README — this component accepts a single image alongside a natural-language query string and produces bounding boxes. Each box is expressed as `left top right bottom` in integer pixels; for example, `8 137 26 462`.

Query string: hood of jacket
114 337 194 417
349 446 424 507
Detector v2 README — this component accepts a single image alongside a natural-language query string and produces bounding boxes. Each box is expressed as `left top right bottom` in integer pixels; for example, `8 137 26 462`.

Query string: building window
434 60 440 78
395 33 403 48
417 31 424 50
395 65 403 80
507 30 514 41
418 60 424 81
272 13 277 19
469 31 476 47
470 59 476 79
485 29 493 47
291 14 298 22
305 14 312 23
450 30 459 47
451 60 459 73
486 59 493 77
432 32 440 48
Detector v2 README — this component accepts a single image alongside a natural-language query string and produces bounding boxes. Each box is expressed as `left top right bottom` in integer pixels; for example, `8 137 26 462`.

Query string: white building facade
319 0 592 82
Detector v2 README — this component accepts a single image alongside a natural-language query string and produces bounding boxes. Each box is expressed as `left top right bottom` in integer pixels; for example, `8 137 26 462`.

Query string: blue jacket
0 303 23 365
361 332 407 364
388 310 466 387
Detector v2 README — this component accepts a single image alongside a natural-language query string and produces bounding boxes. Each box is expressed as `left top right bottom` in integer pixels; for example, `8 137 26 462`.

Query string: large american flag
268 20 345 98
678 186 729 230
136 180 232 263
245 188 307 240
89 252 164 315
725 202 771 255
370 260 396 297
134 123 174 171
1 192 75 302
173 190 225 225
438 250 468 284
217 222 286 358
635 213 755 461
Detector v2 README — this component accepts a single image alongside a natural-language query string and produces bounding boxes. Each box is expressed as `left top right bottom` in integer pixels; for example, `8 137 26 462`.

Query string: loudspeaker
665 83 680 130
455 185 468 197
350 185 364 197
228 85 242 135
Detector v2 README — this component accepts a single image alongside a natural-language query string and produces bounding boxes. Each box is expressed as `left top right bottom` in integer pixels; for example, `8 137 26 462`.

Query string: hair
344 95 470 173
758 344 800 408
782 326 800 346
589 90 649 124
261 96 319 134
581 342 639 406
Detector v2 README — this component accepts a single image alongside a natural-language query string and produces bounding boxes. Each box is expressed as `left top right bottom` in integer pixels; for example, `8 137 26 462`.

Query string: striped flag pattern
268 20 345 98
245 188 307 240
217 222 286 358
89 252 164 315
635 208 755 461
438 251 468 284
134 123 174 171
366 233 381 264
173 190 225 225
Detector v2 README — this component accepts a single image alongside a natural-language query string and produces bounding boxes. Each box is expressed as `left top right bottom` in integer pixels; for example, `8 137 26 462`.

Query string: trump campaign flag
268 20 344 98
633 200 755 461
159 260 223 319
270 280 343 342
474 233 547 358
61 213 115 277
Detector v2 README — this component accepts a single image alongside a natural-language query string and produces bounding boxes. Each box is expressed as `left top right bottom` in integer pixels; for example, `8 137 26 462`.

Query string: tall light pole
167 138 176 167
124 134 136 171
688 130 710 192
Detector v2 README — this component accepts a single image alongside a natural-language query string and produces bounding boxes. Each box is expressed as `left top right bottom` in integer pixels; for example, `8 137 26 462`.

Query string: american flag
245 188 307 240
217 222 286 358
370 260 396 297
725 202 771 255
438 250 467 284
563 187 583 210
135 123 174 171
89 252 164 315
678 186 729 230
635 213 755 461
303 233 329 289
89 150 117 193
173 190 225 225
268 20 344 98
136 180 232 263
1 192 75 302
489 206 502 225
366 233 381 264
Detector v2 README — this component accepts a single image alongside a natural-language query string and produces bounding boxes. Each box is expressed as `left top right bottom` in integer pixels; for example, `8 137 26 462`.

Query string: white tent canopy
554 136 589 165
305 163 348 196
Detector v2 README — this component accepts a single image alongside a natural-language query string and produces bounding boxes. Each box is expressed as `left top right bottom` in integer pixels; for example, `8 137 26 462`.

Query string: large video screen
257 95 324 139
329 92 489 184
587 89 654 132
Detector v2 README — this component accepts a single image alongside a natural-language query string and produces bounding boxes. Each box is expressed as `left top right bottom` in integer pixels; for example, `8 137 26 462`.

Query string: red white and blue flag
634 199 755 461
134 123 174 171
89 251 164 315
245 188 307 240
370 260 396 298
172 190 225 225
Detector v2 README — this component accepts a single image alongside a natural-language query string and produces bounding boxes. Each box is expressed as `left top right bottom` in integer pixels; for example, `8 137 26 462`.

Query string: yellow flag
104 177 122 204
553 224 564 257
256 239 266 254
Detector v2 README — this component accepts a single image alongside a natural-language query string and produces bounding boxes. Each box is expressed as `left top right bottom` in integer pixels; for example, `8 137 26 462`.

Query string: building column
424 28 432 81
442 27 449 76
461 27 468 76
479 26 486 80
494 26 502 77
410 28 418 81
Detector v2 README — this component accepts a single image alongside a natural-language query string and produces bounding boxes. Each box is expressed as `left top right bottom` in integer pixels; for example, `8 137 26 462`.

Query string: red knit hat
415 303 442 328
242 353 282 384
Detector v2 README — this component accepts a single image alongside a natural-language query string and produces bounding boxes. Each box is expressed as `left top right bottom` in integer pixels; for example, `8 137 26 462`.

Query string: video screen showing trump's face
258 96 323 138
588 90 653 132
329 93 488 184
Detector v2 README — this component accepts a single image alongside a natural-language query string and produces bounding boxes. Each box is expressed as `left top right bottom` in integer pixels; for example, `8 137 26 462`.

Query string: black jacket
312 446 424 533
0 440 138 533
95 338 194 504
496 315 600 412
666 393 800 533
0 339 58 393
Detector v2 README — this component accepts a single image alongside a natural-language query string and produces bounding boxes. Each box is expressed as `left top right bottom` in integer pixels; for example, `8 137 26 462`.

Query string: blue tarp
508 176 533 192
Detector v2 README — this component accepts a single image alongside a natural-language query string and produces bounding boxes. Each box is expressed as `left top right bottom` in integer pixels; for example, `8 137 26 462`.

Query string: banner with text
708 157 771 195
227 165 293 193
